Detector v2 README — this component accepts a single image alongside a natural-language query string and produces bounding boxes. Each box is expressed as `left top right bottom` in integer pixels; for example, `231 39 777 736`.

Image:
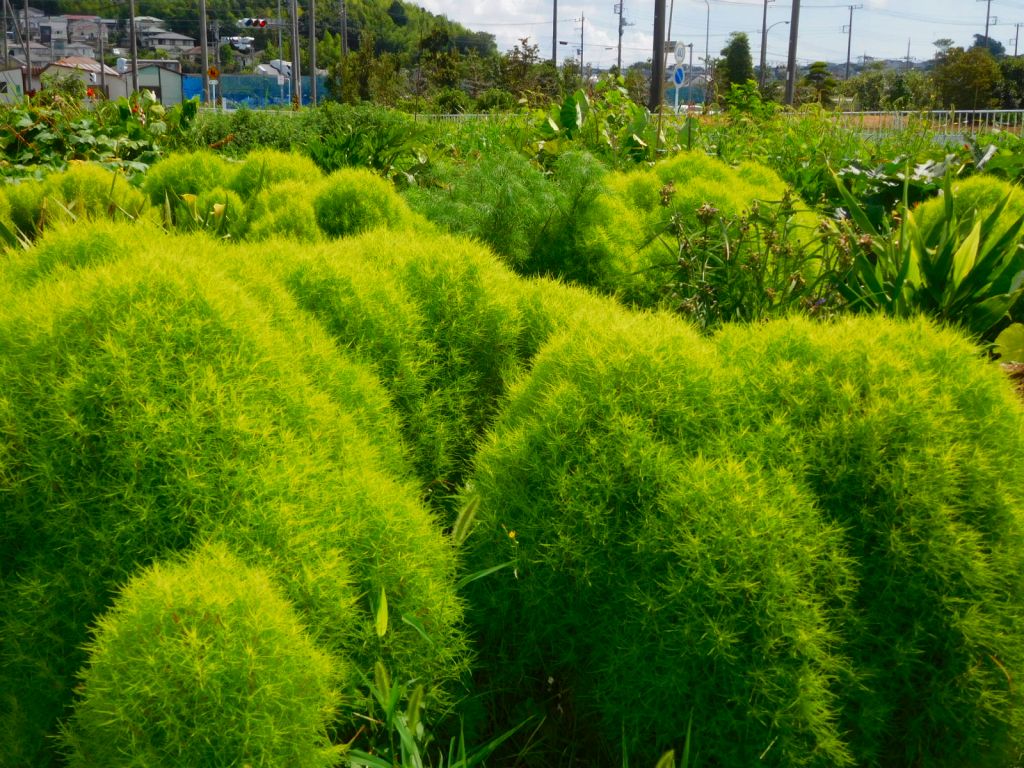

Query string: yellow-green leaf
375 586 388 638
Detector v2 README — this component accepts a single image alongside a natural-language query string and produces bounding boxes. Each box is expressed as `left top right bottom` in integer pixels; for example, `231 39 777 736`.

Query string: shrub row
0 150 419 246
0 236 470 766
3 209 1024 768
460 312 1024 767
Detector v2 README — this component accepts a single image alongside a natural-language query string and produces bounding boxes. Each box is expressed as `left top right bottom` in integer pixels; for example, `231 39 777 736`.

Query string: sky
416 0 1024 71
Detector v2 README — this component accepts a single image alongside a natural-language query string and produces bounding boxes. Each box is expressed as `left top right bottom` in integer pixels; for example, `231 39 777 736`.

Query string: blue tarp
183 74 329 108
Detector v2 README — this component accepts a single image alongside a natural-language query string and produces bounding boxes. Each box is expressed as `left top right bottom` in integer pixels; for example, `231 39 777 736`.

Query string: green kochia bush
1 164 148 239
575 152 819 304
313 167 415 238
247 179 325 242
461 313 857 767
228 148 323 200
0 245 466 767
142 148 236 206
252 230 615 503
62 543 343 768
715 316 1024 768
462 312 1024 767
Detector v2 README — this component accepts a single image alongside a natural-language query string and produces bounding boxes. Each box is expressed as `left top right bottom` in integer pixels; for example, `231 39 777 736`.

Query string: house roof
50 56 120 76
141 30 195 42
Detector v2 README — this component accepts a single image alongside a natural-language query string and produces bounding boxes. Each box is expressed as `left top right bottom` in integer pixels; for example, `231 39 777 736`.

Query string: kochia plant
61 543 344 768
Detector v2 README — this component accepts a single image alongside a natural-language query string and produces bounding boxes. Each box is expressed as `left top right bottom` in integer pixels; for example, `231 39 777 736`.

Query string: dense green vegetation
3 78 1024 767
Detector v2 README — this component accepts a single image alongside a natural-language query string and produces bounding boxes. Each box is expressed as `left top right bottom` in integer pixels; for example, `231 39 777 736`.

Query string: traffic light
240 17 268 28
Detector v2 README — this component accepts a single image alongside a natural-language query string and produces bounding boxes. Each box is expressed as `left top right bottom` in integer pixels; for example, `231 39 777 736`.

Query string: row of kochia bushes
2 209 1024 768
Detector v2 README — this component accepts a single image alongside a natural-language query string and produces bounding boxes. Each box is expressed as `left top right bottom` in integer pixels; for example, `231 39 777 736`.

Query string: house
137 62 184 106
0 67 24 103
42 56 128 99
139 29 195 54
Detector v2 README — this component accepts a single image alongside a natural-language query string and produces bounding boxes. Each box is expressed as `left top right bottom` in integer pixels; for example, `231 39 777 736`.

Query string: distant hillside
47 0 496 60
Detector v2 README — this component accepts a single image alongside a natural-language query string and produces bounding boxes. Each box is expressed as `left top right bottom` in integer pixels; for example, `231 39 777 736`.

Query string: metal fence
830 110 1024 142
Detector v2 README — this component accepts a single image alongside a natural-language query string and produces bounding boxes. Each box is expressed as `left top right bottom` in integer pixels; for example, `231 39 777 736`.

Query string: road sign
673 66 685 86
674 42 687 63
208 66 220 79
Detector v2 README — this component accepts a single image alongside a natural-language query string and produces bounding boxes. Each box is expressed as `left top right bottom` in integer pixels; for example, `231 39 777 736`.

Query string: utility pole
199 0 209 103
759 0 773 88
615 1 624 72
340 0 348 56
127 0 138 93
579 14 584 77
22 0 30 91
1015 22 1021 56
981 0 993 49
843 5 861 80
289 0 300 107
309 0 317 104
905 38 911 71
650 0 665 110
551 0 557 63
784 0 800 105
97 17 105 93
2 0 8 69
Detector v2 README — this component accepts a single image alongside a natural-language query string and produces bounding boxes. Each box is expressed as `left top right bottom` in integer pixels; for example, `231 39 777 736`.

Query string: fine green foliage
261 230 599 503
575 151 819 305
228 148 324 201
313 168 415 238
715 316 1024 767
61 543 344 768
0 243 467 766
40 162 148 224
246 179 326 242
3 219 163 289
462 311 1024 767
459 313 857 767
404 148 607 278
142 149 237 207
4 177 47 237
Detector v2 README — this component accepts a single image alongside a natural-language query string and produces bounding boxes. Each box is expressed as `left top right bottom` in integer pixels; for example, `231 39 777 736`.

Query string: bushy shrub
313 168 413 238
714 316 1024 768
142 149 236 206
403 148 607 278
260 230 604 503
3 219 161 288
461 312 1024 767
41 162 148 223
575 152 820 305
0 245 466 766
61 543 343 768
246 178 324 242
4 177 46 236
460 312 856 767
229 148 323 200
0 186 14 243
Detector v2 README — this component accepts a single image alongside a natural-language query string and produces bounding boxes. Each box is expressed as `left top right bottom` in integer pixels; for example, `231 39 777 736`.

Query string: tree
718 32 754 95
997 56 1024 108
932 46 1002 109
971 33 1006 58
933 38 956 58
800 61 838 106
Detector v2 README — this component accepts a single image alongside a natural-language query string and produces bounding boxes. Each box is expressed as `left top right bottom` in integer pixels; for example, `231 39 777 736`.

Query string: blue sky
417 0 1017 70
